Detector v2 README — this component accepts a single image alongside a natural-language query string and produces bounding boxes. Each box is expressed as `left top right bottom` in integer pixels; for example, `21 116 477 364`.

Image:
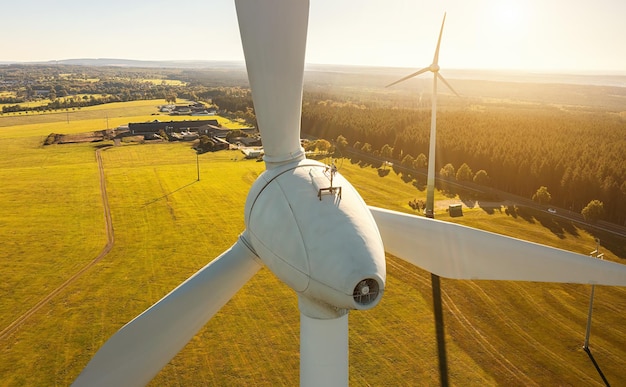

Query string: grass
138 78 186 86
0 104 625 386
0 137 106 329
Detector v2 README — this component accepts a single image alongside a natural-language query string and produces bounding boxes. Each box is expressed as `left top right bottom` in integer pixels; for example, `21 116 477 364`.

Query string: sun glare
492 2 525 31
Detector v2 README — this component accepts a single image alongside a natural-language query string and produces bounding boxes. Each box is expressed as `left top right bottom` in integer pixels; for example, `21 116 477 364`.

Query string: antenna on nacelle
310 159 342 201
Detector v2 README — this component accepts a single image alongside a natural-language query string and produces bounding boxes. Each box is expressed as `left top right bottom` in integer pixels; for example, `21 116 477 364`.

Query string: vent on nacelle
352 278 380 306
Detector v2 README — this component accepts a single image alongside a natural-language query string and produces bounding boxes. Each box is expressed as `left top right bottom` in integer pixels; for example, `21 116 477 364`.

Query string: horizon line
2 58 626 77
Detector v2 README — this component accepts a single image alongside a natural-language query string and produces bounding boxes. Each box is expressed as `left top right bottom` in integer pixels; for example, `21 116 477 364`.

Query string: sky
2 0 625 73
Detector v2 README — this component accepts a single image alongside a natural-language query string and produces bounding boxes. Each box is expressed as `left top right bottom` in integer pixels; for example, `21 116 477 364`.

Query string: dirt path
0 147 114 341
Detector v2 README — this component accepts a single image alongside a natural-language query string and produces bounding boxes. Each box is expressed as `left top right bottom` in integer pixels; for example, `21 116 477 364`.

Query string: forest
300 92 626 225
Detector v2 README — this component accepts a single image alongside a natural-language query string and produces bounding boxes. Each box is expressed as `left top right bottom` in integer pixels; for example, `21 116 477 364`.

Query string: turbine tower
386 13 460 385
73 3 626 387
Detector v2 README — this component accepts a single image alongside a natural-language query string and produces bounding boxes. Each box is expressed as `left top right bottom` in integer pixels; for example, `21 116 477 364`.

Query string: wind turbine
387 12 459 218
73 2 626 386
386 12 459 385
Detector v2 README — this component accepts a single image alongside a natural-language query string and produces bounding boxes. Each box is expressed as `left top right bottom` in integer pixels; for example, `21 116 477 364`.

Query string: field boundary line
0 146 114 341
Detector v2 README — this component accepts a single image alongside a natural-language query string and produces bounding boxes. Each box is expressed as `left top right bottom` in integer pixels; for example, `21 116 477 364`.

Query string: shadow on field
516 206 537 224
377 168 390 177
584 347 611 386
534 212 580 239
412 176 426 191
515 206 582 239
93 143 113 150
143 180 198 206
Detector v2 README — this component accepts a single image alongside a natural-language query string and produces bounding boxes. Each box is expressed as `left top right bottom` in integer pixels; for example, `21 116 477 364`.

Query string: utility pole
583 238 603 351
196 152 200 181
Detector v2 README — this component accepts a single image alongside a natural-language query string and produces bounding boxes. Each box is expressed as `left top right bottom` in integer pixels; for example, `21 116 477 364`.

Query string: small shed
449 204 463 217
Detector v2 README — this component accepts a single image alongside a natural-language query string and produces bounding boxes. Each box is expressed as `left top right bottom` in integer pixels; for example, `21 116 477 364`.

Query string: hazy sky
2 0 625 73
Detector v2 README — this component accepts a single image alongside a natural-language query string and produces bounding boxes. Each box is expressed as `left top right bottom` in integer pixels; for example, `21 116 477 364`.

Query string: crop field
0 106 625 386
138 78 186 86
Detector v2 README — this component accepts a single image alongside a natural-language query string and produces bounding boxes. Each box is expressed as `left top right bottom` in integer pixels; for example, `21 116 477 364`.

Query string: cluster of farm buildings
119 118 263 158
158 102 217 116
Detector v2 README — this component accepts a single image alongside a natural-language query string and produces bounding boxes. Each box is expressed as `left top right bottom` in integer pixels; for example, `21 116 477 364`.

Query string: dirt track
0 147 114 341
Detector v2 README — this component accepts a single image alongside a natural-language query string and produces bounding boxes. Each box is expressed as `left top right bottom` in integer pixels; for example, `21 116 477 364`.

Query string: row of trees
351 136 609 222
1 95 119 113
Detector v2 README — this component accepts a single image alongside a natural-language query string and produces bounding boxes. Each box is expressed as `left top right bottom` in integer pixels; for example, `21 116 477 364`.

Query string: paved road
0 147 114 341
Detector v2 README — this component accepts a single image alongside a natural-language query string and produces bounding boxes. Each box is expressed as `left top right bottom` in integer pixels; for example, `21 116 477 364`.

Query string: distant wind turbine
386 12 460 386
387 12 459 218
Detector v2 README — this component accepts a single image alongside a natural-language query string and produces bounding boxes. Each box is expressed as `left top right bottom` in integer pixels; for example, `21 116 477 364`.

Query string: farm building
449 204 463 217
128 120 219 134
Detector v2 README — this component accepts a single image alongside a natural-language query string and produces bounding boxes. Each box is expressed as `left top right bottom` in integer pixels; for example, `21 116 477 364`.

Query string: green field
0 104 625 386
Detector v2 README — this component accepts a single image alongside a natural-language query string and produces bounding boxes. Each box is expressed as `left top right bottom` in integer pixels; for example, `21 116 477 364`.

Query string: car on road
547 208 557 214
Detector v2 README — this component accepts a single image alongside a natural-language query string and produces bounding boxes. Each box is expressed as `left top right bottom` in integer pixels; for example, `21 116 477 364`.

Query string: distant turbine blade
386 66 430 88
236 0 308 165
437 74 461 98
73 236 261 387
369 207 626 285
433 12 447 65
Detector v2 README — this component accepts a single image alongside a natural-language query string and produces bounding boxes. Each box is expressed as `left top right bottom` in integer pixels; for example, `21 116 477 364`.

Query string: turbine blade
236 0 308 165
386 67 430 88
369 206 626 285
433 13 447 65
437 74 461 98
73 236 261 387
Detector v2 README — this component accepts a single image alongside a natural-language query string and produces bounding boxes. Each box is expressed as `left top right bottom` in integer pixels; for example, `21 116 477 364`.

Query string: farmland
0 99 625 386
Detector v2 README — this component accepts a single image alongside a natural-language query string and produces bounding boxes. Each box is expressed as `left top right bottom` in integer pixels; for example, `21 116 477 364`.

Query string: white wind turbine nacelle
244 159 385 316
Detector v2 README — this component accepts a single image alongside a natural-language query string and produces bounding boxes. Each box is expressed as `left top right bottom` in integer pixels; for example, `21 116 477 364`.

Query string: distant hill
1 58 247 69
1 58 625 87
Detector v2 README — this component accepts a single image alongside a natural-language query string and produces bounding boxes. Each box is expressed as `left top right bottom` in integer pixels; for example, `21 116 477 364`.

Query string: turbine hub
244 159 386 316
431 63 440 72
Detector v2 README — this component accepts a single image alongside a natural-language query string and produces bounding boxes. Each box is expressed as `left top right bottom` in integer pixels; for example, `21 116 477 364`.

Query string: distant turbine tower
386 12 460 387
387 12 459 218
